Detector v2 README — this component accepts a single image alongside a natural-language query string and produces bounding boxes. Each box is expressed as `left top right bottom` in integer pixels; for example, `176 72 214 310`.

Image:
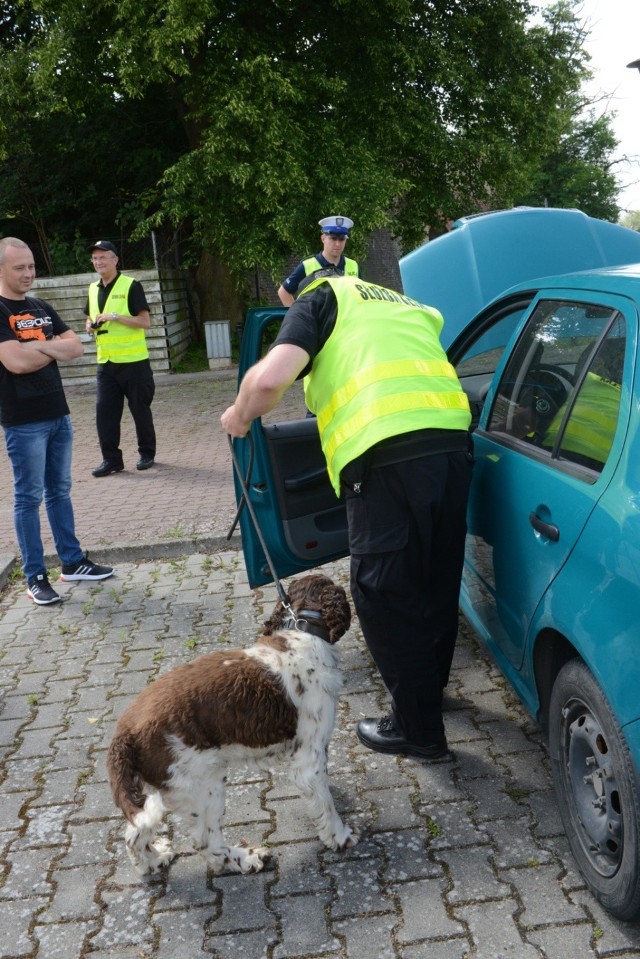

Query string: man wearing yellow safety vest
85 240 156 477
222 270 473 761
277 215 359 307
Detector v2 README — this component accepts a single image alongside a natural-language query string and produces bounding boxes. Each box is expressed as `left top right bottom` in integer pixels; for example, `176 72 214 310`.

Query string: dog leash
227 435 332 640
226 433 292 610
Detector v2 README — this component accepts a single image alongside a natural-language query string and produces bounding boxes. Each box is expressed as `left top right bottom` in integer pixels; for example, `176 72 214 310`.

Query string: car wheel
549 658 640 920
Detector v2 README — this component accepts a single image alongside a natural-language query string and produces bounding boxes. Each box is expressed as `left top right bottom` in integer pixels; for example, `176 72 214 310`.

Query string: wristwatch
111 312 117 320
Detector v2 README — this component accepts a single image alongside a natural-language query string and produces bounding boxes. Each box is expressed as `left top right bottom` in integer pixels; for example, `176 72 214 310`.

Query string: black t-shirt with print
0 295 70 426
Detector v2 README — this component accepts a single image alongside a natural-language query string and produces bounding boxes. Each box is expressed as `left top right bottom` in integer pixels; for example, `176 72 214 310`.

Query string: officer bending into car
222 270 473 761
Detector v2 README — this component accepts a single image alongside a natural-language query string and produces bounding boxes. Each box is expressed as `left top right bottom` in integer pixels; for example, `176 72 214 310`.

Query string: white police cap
319 215 353 236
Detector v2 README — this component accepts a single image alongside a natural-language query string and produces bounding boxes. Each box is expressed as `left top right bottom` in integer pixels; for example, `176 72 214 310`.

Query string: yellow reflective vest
88 274 149 364
302 255 359 278
543 371 620 466
299 276 471 495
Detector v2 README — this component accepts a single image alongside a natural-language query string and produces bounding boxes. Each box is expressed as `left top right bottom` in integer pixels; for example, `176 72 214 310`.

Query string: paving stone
269 840 332 896
394 877 464 943
500 862 585 926
1 896 48 956
367 784 421 831
441 845 510 903
0 845 56 899
483 815 553 869
570 888 640 953
421 800 490 850
272 891 339 959
153 906 218 957
34 920 99 959
454 899 541 958
527 923 599 958
401 941 471 959
15 803 71 849
204 928 279 959
92 886 157 951
325 854 394 919
333 914 399 959
40 864 105 921
377 828 443 882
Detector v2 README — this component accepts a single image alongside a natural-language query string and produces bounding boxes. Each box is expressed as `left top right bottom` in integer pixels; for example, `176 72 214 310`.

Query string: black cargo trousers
343 430 473 745
95 358 156 465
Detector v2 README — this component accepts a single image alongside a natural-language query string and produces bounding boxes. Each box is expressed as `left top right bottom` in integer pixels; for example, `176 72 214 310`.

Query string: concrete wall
31 268 194 383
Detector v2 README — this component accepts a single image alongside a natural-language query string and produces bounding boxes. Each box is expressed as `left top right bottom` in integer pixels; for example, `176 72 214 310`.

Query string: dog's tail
107 734 148 824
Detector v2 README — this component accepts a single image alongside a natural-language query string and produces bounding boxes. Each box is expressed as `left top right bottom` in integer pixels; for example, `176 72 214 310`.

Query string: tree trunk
194 250 245 337
360 228 403 292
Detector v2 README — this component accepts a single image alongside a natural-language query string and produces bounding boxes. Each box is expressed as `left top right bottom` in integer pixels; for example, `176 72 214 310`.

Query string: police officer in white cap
277 215 359 307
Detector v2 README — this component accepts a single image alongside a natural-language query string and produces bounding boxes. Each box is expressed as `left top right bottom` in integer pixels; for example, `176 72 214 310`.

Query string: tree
621 211 640 232
514 105 620 220
0 0 621 327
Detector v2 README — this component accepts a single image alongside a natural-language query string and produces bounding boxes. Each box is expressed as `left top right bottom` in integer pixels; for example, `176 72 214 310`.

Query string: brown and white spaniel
107 573 358 877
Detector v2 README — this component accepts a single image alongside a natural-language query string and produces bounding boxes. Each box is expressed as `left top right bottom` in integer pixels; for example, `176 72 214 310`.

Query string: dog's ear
320 582 351 645
263 577 312 634
263 576 351 640
263 599 285 635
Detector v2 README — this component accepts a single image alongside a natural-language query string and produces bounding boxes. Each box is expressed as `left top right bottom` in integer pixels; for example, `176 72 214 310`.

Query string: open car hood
399 207 640 349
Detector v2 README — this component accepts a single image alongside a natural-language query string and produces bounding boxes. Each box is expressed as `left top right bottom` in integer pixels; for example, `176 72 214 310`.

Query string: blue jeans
3 416 84 581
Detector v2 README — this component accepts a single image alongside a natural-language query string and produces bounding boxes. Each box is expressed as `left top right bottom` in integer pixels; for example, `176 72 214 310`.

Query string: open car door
232 210 640 588
231 307 349 587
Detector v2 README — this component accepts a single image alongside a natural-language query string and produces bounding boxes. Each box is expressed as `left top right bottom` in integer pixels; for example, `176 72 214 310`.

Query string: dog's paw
127 837 175 876
151 837 176 869
206 842 272 875
234 843 271 874
327 824 360 851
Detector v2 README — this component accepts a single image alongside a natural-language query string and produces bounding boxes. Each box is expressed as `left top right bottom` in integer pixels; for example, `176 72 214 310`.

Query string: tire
549 658 640 921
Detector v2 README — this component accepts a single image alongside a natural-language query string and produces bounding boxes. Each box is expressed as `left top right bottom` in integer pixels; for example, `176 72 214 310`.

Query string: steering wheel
526 365 575 444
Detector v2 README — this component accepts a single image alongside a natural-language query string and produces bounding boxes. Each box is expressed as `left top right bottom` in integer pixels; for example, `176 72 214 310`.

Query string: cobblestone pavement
2 552 640 959
0 369 307 582
1 370 640 957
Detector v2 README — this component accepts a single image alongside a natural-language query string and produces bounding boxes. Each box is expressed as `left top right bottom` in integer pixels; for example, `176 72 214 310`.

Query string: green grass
172 340 209 374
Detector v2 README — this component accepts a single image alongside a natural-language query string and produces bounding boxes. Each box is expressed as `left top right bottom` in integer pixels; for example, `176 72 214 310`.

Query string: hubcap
564 703 623 877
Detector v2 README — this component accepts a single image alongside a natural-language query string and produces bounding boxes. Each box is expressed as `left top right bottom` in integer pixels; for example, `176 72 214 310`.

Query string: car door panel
263 418 347 559
463 431 603 668
232 304 349 587
456 290 633 672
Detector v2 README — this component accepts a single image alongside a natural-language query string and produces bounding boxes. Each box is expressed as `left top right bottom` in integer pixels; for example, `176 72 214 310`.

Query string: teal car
230 208 640 920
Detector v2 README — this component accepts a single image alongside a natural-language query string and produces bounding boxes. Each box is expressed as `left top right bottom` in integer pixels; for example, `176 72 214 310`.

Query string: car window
452 299 533 427
486 299 625 476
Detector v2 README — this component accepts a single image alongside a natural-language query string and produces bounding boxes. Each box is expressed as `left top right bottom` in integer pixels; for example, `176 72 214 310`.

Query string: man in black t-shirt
0 237 114 605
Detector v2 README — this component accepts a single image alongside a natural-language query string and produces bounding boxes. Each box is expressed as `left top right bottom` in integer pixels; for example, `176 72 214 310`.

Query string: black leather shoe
92 461 124 478
136 456 155 471
357 717 450 760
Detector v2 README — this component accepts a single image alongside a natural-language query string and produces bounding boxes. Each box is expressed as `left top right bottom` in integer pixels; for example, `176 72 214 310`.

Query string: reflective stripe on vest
543 372 620 464
88 274 149 364
302 255 359 278
301 276 471 494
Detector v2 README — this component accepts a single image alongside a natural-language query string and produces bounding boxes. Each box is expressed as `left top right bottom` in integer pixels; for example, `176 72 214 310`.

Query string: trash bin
204 321 232 369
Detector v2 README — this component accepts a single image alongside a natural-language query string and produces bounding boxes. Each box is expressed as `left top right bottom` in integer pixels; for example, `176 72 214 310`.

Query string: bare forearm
0 335 81 374
238 368 289 420
36 337 84 362
220 343 310 437
277 285 294 307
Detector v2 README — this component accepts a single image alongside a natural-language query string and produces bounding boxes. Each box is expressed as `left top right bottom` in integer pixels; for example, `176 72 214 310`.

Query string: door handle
529 512 559 542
